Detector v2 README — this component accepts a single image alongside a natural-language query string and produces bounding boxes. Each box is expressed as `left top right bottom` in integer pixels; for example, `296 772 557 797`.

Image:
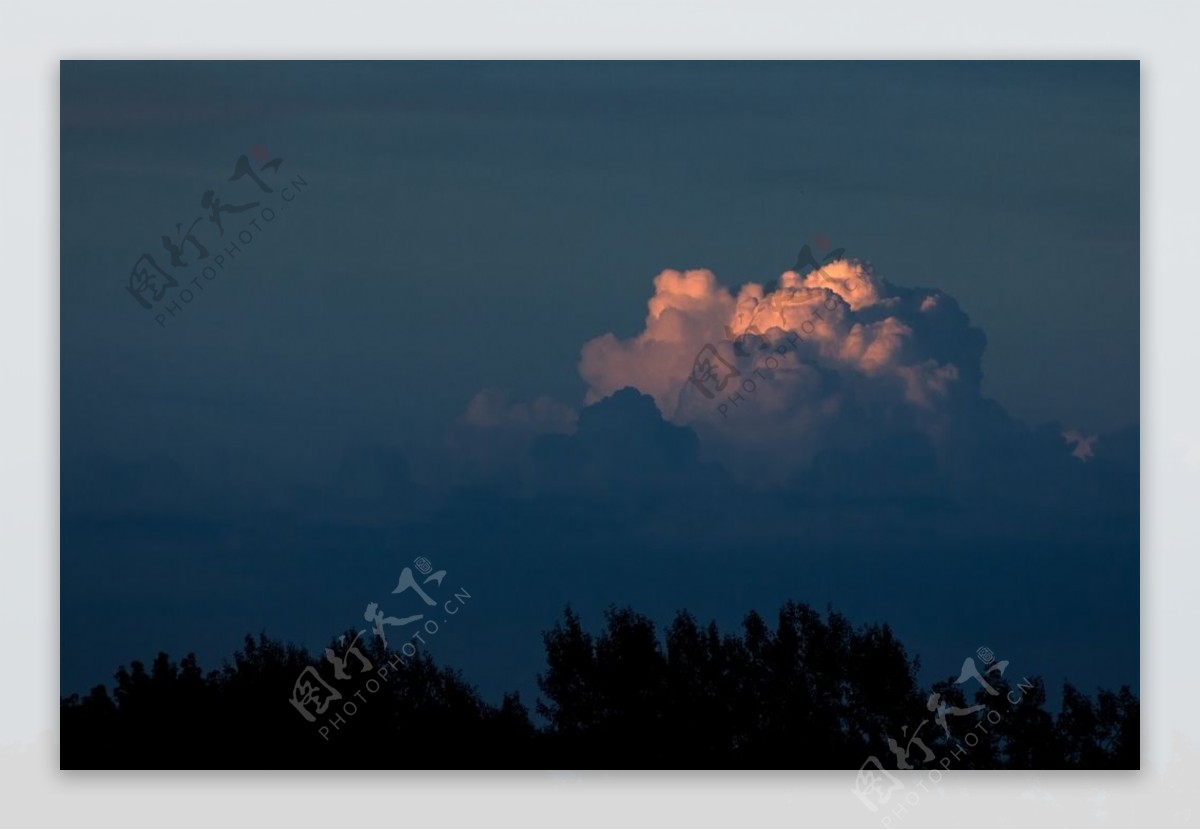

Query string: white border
3 0 1193 826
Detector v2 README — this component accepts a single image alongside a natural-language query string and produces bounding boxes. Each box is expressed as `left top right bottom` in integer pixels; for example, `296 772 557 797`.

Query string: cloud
522 387 730 502
578 268 738 420
458 388 577 434
443 389 577 487
578 258 992 479
452 254 1131 504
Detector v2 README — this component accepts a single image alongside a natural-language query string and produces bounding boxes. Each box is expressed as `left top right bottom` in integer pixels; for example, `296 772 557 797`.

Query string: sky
60 61 1139 713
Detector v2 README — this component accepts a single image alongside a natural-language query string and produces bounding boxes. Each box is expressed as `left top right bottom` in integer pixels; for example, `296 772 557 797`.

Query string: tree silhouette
61 602 1137 769
536 602 927 767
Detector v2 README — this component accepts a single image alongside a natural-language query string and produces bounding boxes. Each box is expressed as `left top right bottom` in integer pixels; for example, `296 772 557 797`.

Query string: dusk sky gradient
60 61 1139 713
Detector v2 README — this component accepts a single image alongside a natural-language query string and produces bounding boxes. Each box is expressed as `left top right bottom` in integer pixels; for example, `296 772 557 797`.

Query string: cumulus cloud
578 268 738 419
577 258 990 478
451 254 1121 493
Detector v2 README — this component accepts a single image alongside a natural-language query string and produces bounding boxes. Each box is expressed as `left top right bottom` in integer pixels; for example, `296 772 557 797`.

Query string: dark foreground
61 601 1138 769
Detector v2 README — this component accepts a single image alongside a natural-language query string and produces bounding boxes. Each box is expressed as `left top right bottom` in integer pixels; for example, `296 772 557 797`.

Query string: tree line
60 601 1137 769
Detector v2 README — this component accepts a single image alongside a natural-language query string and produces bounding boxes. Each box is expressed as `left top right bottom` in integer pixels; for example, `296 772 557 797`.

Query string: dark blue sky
61 61 1138 710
